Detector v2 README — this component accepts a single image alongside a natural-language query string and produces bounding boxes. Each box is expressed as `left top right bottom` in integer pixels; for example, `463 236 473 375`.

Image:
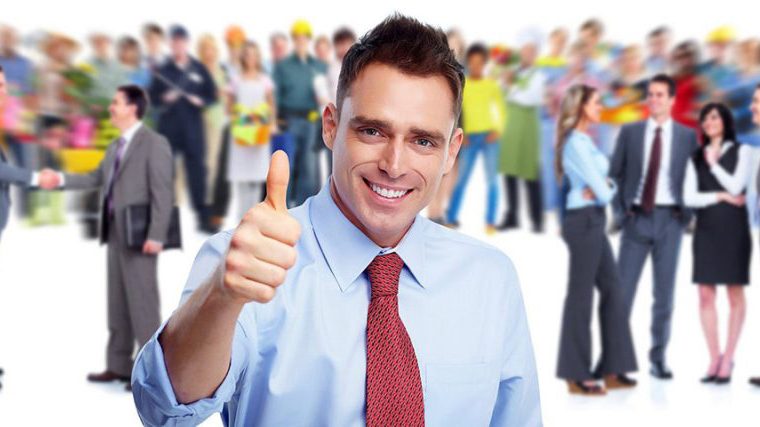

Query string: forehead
345 62 456 132
648 81 670 93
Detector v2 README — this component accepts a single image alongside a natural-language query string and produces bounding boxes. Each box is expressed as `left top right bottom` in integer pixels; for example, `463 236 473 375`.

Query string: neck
296 50 308 60
118 118 139 134
329 179 410 248
576 118 591 133
710 136 723 146
652 114 670 125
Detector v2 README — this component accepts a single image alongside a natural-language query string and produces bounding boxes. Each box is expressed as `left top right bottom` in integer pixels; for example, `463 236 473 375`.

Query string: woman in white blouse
226 41 277 220
683 102 752 385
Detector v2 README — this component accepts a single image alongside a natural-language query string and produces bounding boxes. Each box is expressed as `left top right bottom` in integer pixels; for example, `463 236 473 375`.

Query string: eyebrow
349 115 446 142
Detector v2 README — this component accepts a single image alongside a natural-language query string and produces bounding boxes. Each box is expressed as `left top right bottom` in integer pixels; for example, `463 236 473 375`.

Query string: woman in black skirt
683 102 752 385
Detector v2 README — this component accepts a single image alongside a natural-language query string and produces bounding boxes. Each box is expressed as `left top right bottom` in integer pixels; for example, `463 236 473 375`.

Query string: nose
377 137 406 179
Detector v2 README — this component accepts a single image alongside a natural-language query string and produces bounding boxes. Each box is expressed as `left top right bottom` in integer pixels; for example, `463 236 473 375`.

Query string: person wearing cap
273 19 327 207
148 24 218 233
497 29 548 233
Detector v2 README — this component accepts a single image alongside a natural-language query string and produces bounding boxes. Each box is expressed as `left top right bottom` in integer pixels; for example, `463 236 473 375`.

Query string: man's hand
486 131 500 143
718 192 746 207
163 90 180 103
221 150 300 304
582 186 596 201
142 239 164 255
38 168 61 190
186 94 204 107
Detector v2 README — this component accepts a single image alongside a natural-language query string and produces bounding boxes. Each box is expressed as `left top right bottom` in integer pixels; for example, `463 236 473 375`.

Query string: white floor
2 164 760 426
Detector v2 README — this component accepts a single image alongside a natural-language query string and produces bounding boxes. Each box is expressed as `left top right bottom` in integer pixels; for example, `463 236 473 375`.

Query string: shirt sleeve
683 159 720 208
710 144 753 196
489 256 542 427
131 232 254 426
565 135 617 204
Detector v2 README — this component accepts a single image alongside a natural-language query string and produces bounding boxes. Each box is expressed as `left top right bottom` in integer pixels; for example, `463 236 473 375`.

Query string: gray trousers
618 207 684 364
557 207 637 380
105 221 161 377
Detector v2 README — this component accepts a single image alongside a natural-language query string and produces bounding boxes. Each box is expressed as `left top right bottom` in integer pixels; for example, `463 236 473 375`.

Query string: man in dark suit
57 84 174 391
609 74 699 379
148 24 217 233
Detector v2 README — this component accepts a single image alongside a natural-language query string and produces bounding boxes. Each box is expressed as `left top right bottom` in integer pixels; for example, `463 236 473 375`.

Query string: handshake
37 168 63 190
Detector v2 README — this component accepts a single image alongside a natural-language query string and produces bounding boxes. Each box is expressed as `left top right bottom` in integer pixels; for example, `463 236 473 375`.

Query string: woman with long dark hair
555 84 637 395
683 102 752 384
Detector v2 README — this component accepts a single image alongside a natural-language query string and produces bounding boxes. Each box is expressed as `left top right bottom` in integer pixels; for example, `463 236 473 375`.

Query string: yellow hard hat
291 19 313 38
706 26 736 44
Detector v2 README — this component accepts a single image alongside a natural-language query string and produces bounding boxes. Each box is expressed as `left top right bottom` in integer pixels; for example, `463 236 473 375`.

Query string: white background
2 0 760 425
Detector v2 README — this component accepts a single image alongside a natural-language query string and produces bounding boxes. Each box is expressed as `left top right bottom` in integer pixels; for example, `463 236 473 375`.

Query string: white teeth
370 183 407 199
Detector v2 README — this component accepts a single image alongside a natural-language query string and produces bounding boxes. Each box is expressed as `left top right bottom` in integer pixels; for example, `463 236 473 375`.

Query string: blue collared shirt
563 130 617 209
132 183 542 426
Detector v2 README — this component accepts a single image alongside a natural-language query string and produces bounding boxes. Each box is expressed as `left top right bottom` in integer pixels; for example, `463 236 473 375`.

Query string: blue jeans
446 132 499 225
286 117 321 207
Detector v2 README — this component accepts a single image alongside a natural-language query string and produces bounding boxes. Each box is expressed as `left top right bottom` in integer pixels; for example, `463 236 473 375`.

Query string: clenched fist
221 150 301 304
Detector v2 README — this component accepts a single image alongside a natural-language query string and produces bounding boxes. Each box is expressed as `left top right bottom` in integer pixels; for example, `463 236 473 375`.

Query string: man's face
109 91 135 127
170 37 188 59
293 35 310 55
466 53 486 78
271 37 289 61
0 27 18 52
520 44 538 66
647 81 675 119
0 73 7 107
315 40 331 62
648 33 669 57
751 88 760 126
92 37 111 58
144 33 164 55
335 39 354 61
323 63 462 245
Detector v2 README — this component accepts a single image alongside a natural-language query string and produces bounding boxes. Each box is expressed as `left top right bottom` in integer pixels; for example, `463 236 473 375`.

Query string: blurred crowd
0 19 759 235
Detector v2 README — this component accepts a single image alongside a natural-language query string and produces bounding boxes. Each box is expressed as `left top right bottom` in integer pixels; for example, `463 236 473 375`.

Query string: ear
322 102 338 151
444 126 464 174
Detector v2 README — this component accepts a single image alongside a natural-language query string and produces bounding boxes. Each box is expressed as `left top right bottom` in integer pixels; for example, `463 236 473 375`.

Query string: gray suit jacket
64 125 174 245
609 120 699 228
0 147 32 236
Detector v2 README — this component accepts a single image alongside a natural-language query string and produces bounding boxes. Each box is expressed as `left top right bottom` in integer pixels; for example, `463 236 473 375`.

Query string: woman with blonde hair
197 34 228 228
226 40 276 220
556 84 637 395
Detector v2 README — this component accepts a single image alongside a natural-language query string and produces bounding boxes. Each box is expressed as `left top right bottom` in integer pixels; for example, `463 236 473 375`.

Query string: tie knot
655 126 662 135
117 137 127 147
366 253 404 298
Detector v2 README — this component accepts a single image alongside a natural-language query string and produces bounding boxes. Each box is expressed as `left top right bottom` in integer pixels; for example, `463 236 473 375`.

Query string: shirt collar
122 121 143 144
309 181 429 292
646 117 672 134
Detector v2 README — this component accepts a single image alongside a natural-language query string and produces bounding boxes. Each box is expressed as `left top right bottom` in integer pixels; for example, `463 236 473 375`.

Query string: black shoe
0 367 4 376
650 362 673 380
701 375 717 383
125 382 133 392
749 377 760 387
496 217 518 231
198 221 220 234
715 362 734 385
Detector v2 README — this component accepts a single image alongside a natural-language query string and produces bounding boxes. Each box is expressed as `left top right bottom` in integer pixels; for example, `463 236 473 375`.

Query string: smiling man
132 14 541 426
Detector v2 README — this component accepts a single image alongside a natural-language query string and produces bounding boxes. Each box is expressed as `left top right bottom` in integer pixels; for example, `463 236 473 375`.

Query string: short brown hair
336 14 464 120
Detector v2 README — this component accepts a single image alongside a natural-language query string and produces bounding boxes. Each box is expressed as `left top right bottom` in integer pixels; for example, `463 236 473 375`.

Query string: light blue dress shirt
563 130 617 209
132 183 542 426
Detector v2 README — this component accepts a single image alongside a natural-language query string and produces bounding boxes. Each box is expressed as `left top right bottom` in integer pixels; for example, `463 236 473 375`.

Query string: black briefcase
125 204 182 250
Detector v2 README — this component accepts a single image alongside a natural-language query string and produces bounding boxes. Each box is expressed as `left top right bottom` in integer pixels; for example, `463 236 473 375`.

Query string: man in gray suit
609 74 699 379
59 84 174 391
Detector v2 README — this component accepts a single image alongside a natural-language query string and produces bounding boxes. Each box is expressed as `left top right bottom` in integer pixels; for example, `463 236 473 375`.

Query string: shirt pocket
423 361 500 426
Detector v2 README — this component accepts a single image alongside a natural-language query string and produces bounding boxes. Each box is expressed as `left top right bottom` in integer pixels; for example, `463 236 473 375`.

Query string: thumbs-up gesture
221 151 301 304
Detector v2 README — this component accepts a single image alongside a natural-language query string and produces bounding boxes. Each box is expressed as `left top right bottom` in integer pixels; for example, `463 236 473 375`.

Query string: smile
364 179 411 200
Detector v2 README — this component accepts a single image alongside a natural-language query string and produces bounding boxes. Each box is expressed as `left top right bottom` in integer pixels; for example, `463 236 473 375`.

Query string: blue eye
417 139 433 147
362 128 380 137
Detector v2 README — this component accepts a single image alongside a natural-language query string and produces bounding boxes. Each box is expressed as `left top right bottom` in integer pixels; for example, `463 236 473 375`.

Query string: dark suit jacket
609 120 699 228
0 147 32 235
63 125 174 245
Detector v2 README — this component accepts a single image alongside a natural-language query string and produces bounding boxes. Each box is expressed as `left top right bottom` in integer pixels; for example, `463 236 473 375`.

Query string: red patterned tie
641 127 662 214
365 253 425 426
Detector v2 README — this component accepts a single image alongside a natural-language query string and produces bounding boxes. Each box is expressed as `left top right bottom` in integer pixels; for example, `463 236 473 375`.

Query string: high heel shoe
567 380 607 396
715 360 734 385
701 355 722 383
